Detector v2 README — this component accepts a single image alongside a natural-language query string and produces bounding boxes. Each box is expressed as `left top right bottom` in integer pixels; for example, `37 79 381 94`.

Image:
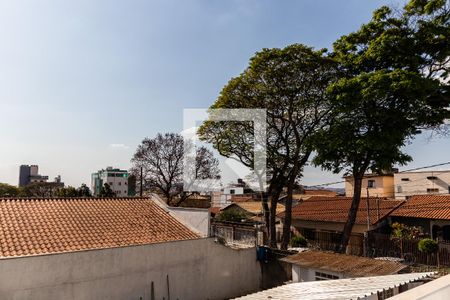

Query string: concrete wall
394 171 450 199
0 238 261 300
167 207 210 237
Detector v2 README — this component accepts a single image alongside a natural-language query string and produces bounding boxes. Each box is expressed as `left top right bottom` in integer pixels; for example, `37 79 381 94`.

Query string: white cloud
109 143 130 150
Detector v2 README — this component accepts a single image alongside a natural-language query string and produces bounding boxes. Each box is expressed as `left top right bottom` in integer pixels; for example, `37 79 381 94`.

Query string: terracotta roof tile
222 202 285 216
0 197 199 258
282 196 404 225
391 195 450 220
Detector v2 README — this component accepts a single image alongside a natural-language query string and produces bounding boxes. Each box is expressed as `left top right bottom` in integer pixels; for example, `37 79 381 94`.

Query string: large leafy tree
0 183 20 197
131 133 220 206
313 0 450 253
198 44 338 248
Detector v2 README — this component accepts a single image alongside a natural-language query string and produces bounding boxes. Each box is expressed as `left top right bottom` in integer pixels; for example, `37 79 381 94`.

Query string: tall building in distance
18 165 50 187
91 167 130 196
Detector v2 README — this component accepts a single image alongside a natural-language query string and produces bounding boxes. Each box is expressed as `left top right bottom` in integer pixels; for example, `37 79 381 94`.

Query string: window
230 189 235 195
315 271 339 281
401 178 410 181
427 176 438 180
118 182 121 186
397 186 403 193
109 182 113 186
367 180 376 188
427 188 439 193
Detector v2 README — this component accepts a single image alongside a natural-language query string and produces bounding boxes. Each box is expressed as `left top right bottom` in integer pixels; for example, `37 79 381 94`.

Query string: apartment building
91 167 129 196
394 171 450 199
344 173 395 198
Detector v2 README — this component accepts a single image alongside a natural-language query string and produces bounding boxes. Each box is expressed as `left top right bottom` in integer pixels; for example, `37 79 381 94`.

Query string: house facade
282 196 404 254
390 195 450 240
345 173 395 198
394 171 450 199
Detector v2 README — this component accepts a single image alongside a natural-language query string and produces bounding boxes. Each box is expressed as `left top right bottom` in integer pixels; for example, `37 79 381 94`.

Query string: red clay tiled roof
283 196 404 225
303 190 337 196
0 197 199 258
391 195 450 220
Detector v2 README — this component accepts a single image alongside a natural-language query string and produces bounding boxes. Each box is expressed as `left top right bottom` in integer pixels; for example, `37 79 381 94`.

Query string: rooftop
282 196 404 225
0 197 199 258
281 251 407 277
391 195 450 220
233 272 433 300
222 201 285 216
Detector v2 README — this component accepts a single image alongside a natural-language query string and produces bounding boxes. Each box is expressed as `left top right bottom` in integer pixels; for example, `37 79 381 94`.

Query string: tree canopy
131 132 220 206
312 0 450 252
199 44 339 248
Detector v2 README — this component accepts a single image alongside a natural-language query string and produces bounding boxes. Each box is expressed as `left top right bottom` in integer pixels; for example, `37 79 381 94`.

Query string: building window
109 182 113 186
397 186 402 193
367 180 376 188
427 176 438 180
118 182 121 186
401 178 410 181
315 271 339 281
230 189 235 194
427 188 439 193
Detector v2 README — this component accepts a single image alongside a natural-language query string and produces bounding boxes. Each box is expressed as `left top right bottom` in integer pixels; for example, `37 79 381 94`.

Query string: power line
308 161 450 187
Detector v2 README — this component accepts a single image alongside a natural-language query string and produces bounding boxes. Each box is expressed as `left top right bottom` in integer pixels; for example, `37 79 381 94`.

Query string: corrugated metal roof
281 251 407 277
233 272 433 300
391 195 450 220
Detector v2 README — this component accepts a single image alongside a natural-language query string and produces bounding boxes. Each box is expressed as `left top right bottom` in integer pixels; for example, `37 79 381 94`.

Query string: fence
298 229 364 256
368 232 450 266
211 222 257 247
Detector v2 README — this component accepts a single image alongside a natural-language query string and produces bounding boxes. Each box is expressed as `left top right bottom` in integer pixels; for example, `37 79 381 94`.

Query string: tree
131 133 220 206
0 183 20 197
99 183 115 197
77 183 92 197
313 0 450 253
198 44 338 248
391 222 423 256
19 182 62 197
55 186 79 197
215 208 250 223
127 174 137 196
53 183 92 197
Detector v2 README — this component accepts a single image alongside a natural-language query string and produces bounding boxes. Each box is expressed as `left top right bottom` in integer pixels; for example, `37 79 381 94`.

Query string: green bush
418 238 438 254
290 235 308 247
215 208 249 222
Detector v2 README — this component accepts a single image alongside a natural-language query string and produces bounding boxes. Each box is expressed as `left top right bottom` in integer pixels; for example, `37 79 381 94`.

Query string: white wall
388 274 450 300
395 171 450 199
0 238 261 300
168 207 210 237
292 265 343 282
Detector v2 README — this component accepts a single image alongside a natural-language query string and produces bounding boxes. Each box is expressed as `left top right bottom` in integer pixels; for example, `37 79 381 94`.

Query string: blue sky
1 0 448 188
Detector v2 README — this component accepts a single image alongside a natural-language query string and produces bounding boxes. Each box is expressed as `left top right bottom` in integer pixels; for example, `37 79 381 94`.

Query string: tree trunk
269 189 281 248
281 178 295 250
260 192 270 245
338 174 363 253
